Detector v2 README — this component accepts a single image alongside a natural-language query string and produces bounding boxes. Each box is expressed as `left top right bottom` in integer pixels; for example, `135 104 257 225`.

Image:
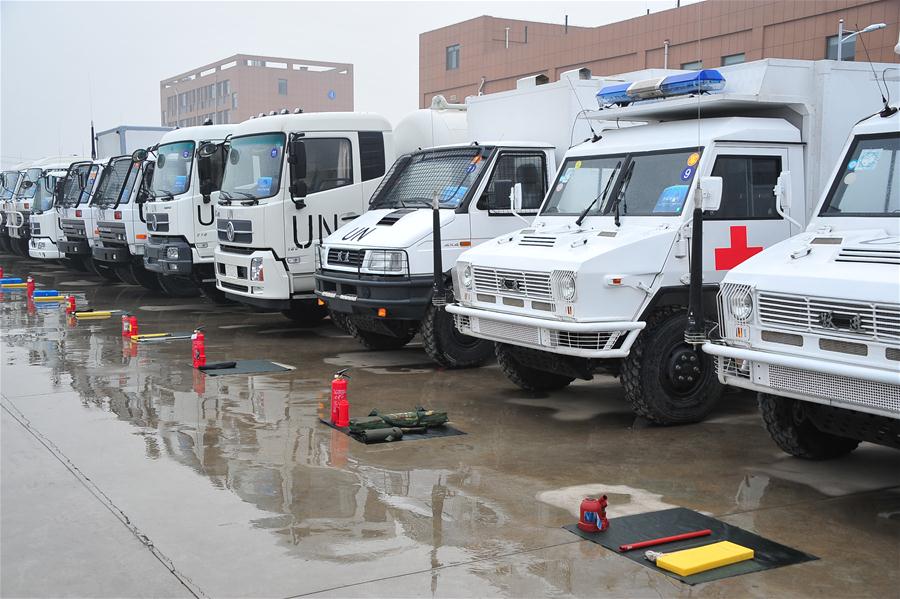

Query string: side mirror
132 148 149 163
198 142 220 158
288 139 307 179
775 170 791 214
490 179 513 211
22 180 34 190
698 176 722 212
510 182 524 213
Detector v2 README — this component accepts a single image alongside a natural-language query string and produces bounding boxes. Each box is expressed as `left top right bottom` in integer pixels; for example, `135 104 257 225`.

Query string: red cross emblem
715 225 763 270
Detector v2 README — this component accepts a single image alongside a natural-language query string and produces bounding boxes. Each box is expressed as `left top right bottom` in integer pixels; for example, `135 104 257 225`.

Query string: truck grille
768 364 900 416
550 331 618 351
98 222 127 245
145 212 169 233
217 219 252 244
757 291 900 342
472 267 552 300
327 248 365 267
61 219 87 240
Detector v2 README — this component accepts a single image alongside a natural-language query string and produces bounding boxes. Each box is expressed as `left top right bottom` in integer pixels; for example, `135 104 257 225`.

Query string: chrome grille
477 318 542 345
472 267 552 300
216 219 252 243
550 331 618 351
327 248 365 267
757 291 900 342
768 364 900 415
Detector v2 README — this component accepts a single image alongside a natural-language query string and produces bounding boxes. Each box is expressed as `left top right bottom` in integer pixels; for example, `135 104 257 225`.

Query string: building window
826 35 855 61
278 79 288 95
446 44 460 70
681 60 703 70
232 92 238 109
721 53 745 66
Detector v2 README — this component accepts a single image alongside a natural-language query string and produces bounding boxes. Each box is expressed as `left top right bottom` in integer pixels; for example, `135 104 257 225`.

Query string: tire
621 308 723 425
329 310 355 334
89 258 121 281
496 343 575 391
281 301 327 327
0 235 10 253
61 257 88 272
114 264 140 285
11 237 27 257
422 304 494 368
130 263 162 291
758 393 860 459
352 327 415 350
156 274 201 298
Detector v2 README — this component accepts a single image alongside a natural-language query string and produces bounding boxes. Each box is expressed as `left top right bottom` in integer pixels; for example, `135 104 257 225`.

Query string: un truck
139 123 235 298
28 157 88 260
6 157 78 256
1 162 29 255
315 71 612 366
211 102 468 322
446 59 894 423
703 104 899 457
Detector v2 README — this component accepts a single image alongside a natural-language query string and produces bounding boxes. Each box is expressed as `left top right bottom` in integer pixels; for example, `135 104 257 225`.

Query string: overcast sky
1 0 690 169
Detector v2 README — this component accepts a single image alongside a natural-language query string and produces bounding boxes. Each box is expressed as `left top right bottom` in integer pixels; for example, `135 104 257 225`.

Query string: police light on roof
598 69 726 106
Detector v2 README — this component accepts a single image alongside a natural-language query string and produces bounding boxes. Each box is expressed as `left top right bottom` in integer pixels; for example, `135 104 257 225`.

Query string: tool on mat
32 295 65 302
578 496 609 532
32 290 59 297
198 361 237 371
348 407 449 433
129 332 193 343
191 327 206 368
330 369 351 427
619 529 712 552
74 309 122 318
645 541 754 576
1 282 27 289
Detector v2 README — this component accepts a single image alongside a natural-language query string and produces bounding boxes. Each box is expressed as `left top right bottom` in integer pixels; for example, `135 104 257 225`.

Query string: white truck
211 104 468 322
139 123 235 298
315 72 611 366
6 156 77 257
0 163 29 255
446 59 895 423
704 105 899 457
28 157 88 260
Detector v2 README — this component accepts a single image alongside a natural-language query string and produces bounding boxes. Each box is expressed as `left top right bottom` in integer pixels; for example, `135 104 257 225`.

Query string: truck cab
56 159 117 278
212 111 415 320
446 59 894 424
28 157 85 260
0 164 27 254
7 157 75 255
92 155 159 289
142 123 234 297
705 108 899 457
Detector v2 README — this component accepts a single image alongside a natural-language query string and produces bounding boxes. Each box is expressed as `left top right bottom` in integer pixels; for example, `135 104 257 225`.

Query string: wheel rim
661 343 705 399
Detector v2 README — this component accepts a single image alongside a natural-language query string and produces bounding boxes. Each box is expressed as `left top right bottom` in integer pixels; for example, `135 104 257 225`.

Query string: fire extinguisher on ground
191 327 206 368
331 368 351 427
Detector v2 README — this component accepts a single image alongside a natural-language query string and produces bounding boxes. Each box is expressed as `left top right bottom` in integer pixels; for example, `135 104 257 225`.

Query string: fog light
317 298 325 306
250 257 264 281
377 308 387 317
167 263 179 271
166 247 179 260
196 242 208 248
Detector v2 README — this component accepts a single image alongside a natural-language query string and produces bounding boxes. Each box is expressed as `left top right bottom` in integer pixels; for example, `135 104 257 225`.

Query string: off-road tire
496 343 575 391
156 274 201 298
758 393 860 459
352 326 415 350
622 308 723 425
329 310 355 335
421 305 494 368
281 302 327 327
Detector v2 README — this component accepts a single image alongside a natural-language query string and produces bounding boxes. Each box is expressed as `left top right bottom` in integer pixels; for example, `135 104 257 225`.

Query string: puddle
537 483 679 517
506 394 626 422
324 350 435 374
139 305 207 312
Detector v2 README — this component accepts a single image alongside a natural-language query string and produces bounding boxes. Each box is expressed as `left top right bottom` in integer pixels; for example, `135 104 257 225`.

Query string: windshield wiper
398 197 434 208
606 160 635 227
575 160 621 227
151 189 175 201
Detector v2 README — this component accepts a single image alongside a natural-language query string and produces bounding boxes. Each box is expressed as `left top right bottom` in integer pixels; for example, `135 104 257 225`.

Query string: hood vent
835 247 900 265
519 235 556 247
598 231 617 238
378 209 415 226
810 237 842 245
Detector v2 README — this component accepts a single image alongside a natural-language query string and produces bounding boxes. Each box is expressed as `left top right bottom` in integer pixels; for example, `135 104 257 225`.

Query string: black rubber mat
564 507 816 585
319 418 466 444
199 360 293 377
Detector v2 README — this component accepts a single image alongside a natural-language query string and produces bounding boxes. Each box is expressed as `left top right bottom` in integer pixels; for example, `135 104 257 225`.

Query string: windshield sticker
680 166 694 181
256 177 273 195
555 183 564 193
270 147 279 159
687 152 700 167
575 160 583 169
843 172 857 185
559 168 575 184
173 175 188 194
465 163 477 174
440 185 468 203
182 149 191 159
654 185 689 213
855 149 881 171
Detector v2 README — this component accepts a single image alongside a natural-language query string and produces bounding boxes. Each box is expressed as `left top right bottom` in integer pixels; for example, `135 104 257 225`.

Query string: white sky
1 0 693 168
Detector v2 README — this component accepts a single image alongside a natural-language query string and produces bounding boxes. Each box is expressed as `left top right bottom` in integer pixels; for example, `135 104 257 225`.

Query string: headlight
556 271 576 301
365 250 405 274
462 263 472 288
250 257 264 281
729 290 753 320
166 247 180 260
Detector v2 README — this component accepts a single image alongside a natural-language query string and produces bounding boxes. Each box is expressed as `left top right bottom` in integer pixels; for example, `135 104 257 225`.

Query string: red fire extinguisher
65 295 76 314
577 495 609 533
0 266 4 278
26 275 35 299
191 327 206 368
331 369 350 427
121 314 131 337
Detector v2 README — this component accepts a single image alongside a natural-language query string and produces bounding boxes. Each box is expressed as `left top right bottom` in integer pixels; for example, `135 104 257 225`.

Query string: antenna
855 25 896 116
564 74 601 142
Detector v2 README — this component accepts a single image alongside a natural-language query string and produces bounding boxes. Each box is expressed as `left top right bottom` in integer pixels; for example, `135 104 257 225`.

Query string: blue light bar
597 69 726 106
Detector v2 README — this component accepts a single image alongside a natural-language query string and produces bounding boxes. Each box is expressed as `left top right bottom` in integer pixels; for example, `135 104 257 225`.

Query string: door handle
340 212 359 221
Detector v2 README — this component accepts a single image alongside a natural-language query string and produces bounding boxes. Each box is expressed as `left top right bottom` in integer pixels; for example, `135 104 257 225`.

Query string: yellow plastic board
1 283 27 288
656 541 754 576
75 311 113 318
33 295 65 302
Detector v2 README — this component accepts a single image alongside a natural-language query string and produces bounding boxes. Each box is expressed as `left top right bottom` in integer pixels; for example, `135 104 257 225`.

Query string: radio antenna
856 25 895 116
565 74 601 143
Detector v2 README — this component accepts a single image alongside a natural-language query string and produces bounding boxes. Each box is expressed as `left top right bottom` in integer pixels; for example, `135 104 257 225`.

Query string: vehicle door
469 150 548 244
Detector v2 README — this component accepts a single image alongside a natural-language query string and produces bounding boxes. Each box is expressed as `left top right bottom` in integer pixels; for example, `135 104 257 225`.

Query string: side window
709 155 781 219
359 131 386 182
299 138 353 194
477 153 547 214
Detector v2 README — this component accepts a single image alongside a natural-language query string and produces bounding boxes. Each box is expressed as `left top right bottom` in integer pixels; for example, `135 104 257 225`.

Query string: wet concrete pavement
1 254 898 598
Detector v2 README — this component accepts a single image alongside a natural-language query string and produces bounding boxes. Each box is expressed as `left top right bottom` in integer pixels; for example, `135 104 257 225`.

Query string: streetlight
837 19 887 61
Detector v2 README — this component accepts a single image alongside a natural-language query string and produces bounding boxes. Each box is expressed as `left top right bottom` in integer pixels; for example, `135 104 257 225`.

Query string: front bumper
315 270 433 321
214 247 297 306
703 342 900 419
445 304 645 358
144 236 194 275
58 239 91 257
93 243 132 263
29 237 63 260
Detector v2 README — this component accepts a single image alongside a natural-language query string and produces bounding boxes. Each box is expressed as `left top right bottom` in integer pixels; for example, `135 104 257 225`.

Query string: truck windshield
32 173 62 213
151 141 195 199
60 164 97 208
94 157 138 206
369 147 490 209
819 133 900 217
542 149 700 217
16 168 42 200
1 172 21 199
220 133 285 201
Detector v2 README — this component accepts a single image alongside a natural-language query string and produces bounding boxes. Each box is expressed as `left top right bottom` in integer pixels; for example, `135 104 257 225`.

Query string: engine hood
727 229 900 304
323 208 457 249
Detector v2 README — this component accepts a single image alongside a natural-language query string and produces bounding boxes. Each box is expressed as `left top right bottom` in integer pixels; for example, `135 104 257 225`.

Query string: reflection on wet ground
1 255 898 598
